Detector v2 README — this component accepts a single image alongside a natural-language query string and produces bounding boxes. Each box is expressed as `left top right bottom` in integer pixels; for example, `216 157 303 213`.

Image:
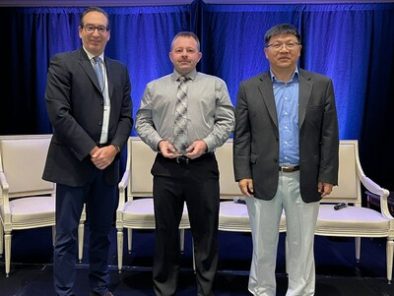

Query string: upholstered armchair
0 134 85 277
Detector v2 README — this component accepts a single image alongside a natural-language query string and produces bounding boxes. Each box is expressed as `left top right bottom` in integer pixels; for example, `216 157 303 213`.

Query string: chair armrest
360 174 392 219
117 169 130 211
0 171 9 192
0 171 11 224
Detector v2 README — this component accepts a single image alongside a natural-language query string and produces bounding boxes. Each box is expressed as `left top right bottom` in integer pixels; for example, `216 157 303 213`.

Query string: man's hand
90 145 117 170
158 140 180 159
185 140 207 159
318 182 334 197
238 178 254 197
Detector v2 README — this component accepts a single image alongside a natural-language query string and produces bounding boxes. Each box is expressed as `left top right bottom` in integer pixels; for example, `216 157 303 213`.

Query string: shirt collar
83 46 104 62
171 69 197 81
270 67 299 83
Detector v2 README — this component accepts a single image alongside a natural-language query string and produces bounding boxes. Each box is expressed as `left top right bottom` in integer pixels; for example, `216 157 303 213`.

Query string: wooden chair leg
0 223 4 259
355 237 361 263
179 229 185 254
127 229 132 254
78 222 84 263
4 232 11 277
117 229 124 274
387 239 394 284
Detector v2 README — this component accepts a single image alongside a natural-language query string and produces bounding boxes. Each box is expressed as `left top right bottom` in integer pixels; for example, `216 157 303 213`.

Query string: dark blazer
43 48 132 186
233 69 339 203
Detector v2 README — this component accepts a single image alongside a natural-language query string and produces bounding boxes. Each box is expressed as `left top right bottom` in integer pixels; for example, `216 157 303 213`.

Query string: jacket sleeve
318 78 339 185
233 82 253 181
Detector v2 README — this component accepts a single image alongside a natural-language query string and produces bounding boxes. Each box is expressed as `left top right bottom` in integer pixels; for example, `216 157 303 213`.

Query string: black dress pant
152 153 220 296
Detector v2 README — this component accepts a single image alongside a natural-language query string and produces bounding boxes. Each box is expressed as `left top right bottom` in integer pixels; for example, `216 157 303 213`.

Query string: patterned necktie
93 56 104 92
173 76 189 154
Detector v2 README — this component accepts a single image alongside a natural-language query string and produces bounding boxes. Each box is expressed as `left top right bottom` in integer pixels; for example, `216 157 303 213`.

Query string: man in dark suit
233 23 339 296
43 7 132 296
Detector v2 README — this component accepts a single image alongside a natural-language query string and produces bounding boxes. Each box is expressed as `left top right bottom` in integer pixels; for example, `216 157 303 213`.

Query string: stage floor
1 227 393 295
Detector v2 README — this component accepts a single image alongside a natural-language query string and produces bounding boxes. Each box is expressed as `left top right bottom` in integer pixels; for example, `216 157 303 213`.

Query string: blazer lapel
104 58 114 99
78 48 103 95
258 72 278 128
298 69 313 128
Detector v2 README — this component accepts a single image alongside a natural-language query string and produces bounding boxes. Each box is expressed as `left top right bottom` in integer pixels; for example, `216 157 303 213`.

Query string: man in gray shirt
136 31 234 296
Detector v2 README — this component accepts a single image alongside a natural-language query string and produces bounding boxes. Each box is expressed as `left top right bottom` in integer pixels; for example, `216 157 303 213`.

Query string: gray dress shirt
136 69 235 152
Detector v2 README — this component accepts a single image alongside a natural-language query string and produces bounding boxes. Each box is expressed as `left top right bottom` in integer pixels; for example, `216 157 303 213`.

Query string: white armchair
315 140 393 283
215 139 392 283
116 137 190 273
216 140 286 233
0 134 85 277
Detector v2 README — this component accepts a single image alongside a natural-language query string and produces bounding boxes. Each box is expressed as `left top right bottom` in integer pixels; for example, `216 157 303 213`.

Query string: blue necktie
93 56 104 92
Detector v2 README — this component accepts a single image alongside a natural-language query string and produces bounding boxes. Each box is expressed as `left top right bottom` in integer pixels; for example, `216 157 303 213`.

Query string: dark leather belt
279 165 300 172
162 152 214 165
176 155 190 165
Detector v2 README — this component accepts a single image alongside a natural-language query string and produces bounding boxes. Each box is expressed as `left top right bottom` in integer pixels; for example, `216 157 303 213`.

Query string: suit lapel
104 58 114 99
298 69 313 128
258 72 278 128
78 48 103 95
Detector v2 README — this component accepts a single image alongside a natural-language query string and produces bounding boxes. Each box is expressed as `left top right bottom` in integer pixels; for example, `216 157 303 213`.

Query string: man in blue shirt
233 23 339 296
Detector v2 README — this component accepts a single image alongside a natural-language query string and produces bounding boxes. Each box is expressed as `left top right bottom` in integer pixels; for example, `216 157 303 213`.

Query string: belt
279 165 300 173
176 155 190 165
160 152 214 165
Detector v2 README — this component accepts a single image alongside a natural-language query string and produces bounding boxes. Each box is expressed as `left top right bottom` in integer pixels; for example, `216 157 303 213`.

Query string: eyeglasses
83 25 108 34
266 42 301 50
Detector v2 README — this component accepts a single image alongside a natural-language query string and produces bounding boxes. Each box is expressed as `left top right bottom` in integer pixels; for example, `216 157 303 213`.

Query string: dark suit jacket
43 48 132 186
233 69 339 203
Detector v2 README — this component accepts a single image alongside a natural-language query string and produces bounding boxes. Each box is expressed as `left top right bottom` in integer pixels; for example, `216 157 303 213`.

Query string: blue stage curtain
0 5 192 134
199 3 394 141
198 2 394 189
0 1 393 188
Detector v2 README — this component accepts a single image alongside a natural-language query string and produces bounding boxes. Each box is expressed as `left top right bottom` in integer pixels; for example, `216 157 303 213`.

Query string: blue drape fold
1 1 393 187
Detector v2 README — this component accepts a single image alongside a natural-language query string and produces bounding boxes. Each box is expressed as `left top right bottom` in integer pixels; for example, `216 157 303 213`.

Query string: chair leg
4 231 11 277
127 229 132 254
179 229 185 254
0 223 3 258
117 228 124 274
51 226 56 246
78 221 84 263
355 237 361 263
192 237 196 274
387 239 393 284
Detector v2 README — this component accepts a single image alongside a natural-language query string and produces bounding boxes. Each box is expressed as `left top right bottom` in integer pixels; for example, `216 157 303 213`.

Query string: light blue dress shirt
271 69 300 166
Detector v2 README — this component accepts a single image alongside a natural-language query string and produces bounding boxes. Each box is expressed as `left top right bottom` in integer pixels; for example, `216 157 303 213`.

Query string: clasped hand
159 139 207 159
90 145 117 170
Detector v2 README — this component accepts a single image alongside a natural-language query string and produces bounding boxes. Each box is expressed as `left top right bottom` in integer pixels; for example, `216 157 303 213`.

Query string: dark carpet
1 227 393 295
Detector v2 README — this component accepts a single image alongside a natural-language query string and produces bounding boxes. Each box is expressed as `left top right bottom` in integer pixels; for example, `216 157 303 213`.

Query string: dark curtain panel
0 5 192 134
0 1 393 189
199 2 394 189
